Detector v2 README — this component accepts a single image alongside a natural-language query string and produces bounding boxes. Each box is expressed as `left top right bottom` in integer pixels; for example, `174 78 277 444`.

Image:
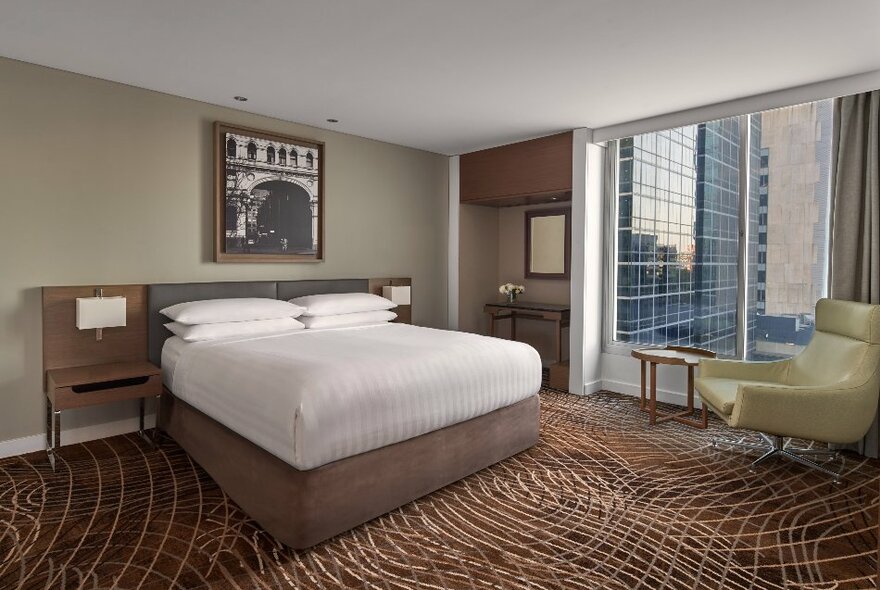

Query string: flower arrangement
499 282 525 303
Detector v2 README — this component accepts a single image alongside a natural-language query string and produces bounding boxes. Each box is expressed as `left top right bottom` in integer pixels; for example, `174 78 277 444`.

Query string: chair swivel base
712 433 844 482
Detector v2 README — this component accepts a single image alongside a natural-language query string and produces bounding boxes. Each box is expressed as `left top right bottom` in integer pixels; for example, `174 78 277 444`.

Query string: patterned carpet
1 389 877 590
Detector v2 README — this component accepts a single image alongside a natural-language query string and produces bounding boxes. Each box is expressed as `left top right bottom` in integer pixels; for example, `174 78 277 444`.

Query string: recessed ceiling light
234 96 248 102
326 118 339 123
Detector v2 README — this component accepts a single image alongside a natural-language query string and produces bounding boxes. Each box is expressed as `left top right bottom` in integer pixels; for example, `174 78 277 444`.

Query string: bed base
161 391 540 549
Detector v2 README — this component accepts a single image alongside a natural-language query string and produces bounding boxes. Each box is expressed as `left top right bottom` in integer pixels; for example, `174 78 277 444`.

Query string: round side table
630 346 716 429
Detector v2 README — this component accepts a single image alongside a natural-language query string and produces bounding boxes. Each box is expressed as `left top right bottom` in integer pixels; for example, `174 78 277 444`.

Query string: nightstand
45 361 162 469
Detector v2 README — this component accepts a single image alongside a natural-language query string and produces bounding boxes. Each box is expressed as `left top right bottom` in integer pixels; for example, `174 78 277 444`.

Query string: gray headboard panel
148 279 370 366
277 279 368 301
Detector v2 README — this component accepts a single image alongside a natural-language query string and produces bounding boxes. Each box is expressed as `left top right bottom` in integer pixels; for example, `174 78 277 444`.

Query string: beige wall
458 204 499 336
458 201 570 363
0 58 449 444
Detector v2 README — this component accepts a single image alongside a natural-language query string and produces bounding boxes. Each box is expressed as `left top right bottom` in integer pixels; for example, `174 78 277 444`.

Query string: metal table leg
46 402 60 471
138 395 162 446
153 393 162 444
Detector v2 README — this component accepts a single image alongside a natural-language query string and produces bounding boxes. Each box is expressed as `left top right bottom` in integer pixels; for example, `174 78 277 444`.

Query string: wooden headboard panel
368 277 412 324
43 278 411 379
42 285 148 387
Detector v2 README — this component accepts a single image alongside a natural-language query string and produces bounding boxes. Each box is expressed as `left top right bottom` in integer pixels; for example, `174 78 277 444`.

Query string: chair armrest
698 358 790 382
730 380 880 444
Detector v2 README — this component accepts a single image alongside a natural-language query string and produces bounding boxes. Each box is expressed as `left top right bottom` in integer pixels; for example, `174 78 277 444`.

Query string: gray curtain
829 90 880 457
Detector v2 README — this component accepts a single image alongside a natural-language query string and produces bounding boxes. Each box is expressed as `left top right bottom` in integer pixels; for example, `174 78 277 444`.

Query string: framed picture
214 122 324 262
524 207 570 279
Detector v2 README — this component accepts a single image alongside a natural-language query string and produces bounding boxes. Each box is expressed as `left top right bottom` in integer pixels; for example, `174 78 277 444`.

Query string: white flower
499 283 525 296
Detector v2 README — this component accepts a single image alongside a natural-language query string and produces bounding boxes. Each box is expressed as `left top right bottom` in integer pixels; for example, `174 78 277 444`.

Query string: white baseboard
583 379 603 394
0 433 45 459
0 413 156 460
601 379 703 408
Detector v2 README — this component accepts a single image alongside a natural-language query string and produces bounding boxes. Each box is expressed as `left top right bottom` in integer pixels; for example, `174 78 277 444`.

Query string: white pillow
165 317 305 342
290 292 397 317
300 310 397 330
160 298 305 324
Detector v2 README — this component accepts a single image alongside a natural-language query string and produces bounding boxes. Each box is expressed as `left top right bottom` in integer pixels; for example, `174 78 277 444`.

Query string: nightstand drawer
51 374 162 410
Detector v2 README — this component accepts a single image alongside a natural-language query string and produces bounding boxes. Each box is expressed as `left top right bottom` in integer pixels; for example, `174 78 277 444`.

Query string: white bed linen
162 323 541 470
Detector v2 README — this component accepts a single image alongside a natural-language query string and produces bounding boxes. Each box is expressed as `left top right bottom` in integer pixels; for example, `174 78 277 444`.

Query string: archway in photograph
252 180 313 253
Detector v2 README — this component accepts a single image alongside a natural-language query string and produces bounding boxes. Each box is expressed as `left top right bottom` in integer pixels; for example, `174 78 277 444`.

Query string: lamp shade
382 285 411 305
76 297 127 330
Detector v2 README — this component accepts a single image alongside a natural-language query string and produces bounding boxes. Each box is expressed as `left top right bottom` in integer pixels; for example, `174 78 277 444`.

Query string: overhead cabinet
460 131 572 206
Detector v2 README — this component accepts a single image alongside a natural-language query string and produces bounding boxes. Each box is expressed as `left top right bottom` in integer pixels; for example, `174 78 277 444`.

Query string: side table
631 346 716 429
45 361 162 469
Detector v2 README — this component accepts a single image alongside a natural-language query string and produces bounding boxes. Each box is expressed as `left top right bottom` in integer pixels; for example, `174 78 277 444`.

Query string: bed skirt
161 390 540 549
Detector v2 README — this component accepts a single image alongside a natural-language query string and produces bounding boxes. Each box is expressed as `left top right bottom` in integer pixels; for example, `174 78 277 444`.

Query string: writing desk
484 301 570 364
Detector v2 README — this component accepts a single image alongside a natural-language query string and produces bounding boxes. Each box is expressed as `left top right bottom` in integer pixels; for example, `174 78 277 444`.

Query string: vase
506 292 517 304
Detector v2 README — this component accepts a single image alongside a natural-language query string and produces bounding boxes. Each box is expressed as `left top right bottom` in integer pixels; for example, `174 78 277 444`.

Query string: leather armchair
695 298 880 480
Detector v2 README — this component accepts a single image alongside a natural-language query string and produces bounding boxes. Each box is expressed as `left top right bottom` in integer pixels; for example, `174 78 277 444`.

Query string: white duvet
163 323 542 470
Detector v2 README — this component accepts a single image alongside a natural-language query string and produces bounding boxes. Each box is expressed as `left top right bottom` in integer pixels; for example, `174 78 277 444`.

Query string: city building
615 118 760 357
752 100 832 359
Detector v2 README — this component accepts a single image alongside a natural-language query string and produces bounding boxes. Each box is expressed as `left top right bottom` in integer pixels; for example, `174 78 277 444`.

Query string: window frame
602 108 831 361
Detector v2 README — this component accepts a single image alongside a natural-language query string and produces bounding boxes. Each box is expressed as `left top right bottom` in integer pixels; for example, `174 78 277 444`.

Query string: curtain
829 90 880 457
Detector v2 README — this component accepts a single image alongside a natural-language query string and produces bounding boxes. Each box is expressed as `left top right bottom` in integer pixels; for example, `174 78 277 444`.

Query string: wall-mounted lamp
76 288 126 341
382 285 411 305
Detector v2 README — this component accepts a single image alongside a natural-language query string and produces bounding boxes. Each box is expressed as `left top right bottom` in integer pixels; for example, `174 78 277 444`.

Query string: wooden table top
631 346 716 367
46 361 160 388
484 301 570 313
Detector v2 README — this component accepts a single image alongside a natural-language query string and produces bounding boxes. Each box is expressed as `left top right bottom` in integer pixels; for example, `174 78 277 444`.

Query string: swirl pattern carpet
1 389 877 589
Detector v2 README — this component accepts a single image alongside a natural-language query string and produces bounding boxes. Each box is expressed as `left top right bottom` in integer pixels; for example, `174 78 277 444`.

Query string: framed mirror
525 208 571 279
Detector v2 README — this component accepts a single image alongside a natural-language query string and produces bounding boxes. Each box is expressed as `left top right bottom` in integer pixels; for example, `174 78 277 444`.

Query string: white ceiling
2 0 879 155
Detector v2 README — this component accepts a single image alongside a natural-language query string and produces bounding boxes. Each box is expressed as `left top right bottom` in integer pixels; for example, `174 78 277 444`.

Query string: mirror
525 208 570 279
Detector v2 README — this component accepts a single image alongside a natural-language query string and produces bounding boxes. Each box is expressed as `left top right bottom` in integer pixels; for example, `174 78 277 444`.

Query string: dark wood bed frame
43 278 541 549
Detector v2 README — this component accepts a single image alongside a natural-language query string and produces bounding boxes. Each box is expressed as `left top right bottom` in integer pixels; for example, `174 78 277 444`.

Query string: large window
608 100 833 360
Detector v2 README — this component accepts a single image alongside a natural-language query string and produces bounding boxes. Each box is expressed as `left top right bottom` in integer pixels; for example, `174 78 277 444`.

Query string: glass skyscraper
615 117 760 357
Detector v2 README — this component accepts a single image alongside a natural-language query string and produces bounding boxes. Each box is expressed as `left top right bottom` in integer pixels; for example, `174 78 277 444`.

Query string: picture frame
214 122 324 262
524 207 571 279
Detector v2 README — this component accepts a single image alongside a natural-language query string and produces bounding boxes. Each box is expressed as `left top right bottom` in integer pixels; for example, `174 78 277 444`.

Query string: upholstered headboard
147 279 369 365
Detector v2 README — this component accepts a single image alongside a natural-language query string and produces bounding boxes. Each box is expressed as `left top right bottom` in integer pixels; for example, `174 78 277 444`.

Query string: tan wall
458 204 499 335
0 58 449 444
497 203 570 362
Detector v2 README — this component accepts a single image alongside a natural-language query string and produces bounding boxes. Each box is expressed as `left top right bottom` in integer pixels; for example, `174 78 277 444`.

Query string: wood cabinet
460 131 572 206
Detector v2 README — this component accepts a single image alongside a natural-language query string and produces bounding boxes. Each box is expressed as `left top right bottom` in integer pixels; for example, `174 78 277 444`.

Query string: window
607 99 833 360
279 148 287 165
247 142 257 160
291 149 298 167
266 145 275 164
306 152 314 168
226 137 237 158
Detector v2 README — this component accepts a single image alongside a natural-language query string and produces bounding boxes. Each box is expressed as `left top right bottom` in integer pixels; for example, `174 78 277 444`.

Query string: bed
150 279 542 549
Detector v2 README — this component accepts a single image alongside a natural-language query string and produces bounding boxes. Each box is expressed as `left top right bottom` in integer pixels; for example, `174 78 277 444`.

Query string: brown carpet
1 389 877 589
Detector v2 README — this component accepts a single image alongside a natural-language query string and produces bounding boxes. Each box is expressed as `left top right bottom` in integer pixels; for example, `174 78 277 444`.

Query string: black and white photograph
214 122 323 262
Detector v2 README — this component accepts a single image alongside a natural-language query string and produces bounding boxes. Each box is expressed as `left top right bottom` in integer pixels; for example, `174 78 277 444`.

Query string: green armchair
695 298 880 480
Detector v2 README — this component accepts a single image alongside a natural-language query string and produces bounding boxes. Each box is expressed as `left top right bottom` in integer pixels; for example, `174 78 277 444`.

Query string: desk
484 301 570 364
